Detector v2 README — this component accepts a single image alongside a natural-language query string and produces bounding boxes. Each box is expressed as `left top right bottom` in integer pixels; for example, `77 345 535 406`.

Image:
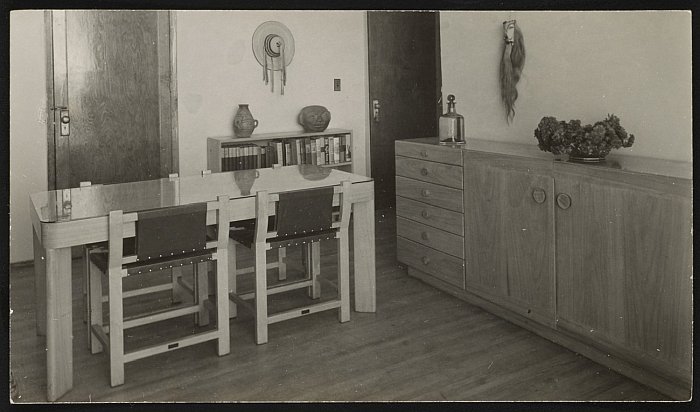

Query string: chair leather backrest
136 203 208 261
275 187 334 237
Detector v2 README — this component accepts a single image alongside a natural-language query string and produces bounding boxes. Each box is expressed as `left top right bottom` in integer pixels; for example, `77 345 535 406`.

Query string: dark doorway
367 11 441 211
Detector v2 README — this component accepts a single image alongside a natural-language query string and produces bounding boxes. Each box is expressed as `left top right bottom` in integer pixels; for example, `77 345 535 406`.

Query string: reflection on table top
32 165 372 223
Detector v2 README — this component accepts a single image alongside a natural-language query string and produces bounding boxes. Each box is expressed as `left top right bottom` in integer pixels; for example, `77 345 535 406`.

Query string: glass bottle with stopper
439 94 466 145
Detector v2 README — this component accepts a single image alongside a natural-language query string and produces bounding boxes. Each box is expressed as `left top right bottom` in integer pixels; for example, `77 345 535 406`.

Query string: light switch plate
334 78 341 91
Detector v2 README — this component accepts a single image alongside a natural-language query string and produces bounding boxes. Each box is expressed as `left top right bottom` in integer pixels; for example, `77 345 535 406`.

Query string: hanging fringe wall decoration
252 21 295 95
500 20 525 124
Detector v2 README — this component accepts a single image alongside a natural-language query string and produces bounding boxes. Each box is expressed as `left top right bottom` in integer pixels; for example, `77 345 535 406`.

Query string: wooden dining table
29 165 376 401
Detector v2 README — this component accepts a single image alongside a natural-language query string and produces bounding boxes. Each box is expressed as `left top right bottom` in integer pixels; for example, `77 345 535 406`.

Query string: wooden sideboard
395 137 692 400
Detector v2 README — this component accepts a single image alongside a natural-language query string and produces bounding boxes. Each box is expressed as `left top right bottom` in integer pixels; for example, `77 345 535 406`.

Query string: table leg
33 230 46 336
45 246 73 401
352 198 376 312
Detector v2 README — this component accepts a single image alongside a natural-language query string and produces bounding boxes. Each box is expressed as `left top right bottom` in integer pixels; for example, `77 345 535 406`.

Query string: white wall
10 10 48 264
440 11 692 162
176 10 370 177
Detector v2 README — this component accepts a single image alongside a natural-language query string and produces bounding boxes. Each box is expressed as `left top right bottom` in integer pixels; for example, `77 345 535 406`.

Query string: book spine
333 136 340 163
310 138 317 165
340 135 346 163
295 138 301 165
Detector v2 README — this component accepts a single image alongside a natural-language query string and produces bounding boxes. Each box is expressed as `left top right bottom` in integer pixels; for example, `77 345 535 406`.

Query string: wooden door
501 162 555 321
463 157 508 299
368 11 441 210
555 170 692 380
463 154 555 325
47 10 177 190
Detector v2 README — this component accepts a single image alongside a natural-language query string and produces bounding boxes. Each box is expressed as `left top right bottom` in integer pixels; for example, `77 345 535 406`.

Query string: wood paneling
395 196 463 236
395 156 463 189
396 216 464 258
395 176 463 212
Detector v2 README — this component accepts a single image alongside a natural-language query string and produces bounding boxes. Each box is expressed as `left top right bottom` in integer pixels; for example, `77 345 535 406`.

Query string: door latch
372 99 380 122
59 109 70 136
52 106 70 136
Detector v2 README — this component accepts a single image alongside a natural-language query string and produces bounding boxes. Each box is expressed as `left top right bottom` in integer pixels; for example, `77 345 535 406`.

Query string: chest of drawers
395 141 465 289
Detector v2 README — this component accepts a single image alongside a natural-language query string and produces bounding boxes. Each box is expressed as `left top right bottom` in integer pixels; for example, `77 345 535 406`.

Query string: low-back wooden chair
87 195 231 387
228 181 352 344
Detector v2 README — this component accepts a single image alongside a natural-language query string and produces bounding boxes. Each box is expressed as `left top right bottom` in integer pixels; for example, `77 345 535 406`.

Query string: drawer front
397 216 464 258
395 176 463 212
397 237 465 289
396 196 464 236
395 156 463 189
395 141 463 166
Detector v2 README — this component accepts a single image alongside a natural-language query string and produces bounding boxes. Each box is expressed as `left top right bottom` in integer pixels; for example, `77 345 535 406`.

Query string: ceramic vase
233 104 258 138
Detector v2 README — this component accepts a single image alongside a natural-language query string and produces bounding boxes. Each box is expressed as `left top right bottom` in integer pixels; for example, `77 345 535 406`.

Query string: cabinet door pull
420 150 428 158
421 231 430 241
532 188 546 204
421 210 430 218
556 193 572 210
421 256 430 265
420 167 429 176
421 189 431 197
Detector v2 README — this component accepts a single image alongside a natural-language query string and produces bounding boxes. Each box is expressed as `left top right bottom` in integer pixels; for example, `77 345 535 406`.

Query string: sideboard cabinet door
463 154 555 326
555 170 692 382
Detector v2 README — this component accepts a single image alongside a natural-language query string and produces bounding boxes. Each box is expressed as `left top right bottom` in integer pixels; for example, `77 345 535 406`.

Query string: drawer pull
421 189 431 197
420 150 429 158
421 231 430 241
421 256 431 265
556 193 572 210
421 210 430 218
420 168 429 176
532 188 546 204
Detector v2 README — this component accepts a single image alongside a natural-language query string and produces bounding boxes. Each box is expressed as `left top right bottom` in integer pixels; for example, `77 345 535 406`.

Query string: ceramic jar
233 104 258 138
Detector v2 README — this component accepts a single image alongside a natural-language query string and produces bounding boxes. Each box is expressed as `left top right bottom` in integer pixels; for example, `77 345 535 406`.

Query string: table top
32 165 372 223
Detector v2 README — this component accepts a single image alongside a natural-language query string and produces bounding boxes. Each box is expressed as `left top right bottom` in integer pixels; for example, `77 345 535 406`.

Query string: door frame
44 10 179 191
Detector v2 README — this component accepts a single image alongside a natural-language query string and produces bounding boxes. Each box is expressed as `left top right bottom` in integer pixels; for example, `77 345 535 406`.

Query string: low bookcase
207 128 353 173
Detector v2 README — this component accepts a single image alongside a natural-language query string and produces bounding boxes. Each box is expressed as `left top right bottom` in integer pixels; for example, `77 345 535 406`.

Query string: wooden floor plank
9 209 669 402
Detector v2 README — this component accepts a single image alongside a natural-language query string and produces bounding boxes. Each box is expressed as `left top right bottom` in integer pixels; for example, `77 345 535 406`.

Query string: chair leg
228 241 238 319
171 266 185 304
195 261 210 326
216 259 230 356
277 248 287 281
108 272 125 387
83 247 90 350
83 247 89 327
308 242 321 299
338 231 350 323
88 259 104 354
254 243 268 345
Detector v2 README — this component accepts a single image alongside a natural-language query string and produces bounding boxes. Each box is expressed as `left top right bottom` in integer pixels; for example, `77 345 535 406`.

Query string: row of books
220 135 351 172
